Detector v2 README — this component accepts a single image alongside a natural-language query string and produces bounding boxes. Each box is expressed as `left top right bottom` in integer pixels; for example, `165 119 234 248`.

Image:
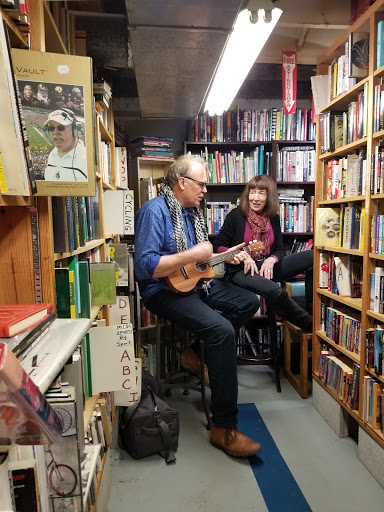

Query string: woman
212 175 313 331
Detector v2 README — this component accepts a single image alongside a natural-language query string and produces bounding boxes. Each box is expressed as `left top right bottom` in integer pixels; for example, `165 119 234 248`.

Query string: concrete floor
108 365 384 512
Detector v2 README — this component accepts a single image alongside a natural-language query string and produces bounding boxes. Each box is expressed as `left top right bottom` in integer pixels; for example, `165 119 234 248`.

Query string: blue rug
238 403 312 512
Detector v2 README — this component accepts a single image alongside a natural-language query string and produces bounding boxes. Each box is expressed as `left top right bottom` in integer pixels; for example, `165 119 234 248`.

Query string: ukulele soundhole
195 263 208 273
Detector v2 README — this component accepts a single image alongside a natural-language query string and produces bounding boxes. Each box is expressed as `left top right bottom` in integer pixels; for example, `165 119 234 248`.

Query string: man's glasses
47 125 67 132
184 176 208 189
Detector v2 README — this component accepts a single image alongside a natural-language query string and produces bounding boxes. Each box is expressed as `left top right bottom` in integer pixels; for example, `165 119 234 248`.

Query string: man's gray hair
165 154 207 186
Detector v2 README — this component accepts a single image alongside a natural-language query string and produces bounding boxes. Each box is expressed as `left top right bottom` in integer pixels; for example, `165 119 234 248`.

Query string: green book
78 260 91 318
90 262 116 305
55 267 71 318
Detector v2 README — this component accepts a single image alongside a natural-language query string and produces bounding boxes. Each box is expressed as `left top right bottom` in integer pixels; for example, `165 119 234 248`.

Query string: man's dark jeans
145 280 259 428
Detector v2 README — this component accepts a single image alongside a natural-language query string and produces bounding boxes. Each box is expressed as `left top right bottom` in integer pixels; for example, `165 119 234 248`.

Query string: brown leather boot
180 346 210 387
210 423 261 458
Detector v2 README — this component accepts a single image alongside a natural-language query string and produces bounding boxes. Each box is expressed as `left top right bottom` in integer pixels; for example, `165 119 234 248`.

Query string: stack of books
93 78 112 109
131 135 174 159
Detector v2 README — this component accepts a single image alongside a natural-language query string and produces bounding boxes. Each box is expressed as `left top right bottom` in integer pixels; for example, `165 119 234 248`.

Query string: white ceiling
125 0 351 119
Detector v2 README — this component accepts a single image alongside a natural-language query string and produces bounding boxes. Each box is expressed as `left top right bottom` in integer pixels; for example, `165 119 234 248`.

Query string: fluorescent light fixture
203 7 283 116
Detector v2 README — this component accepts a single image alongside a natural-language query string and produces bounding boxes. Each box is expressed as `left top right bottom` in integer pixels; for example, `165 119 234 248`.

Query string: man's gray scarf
160 183 208 252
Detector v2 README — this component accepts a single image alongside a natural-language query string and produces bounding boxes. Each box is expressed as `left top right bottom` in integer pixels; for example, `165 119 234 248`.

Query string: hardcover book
108 243 129 287
90 262 116 305
12 49 96 197
348 32 369 78
315 208 341 247
0 303 53 337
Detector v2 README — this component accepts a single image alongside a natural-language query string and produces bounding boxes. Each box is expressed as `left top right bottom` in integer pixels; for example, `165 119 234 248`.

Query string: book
10 459 40 512
103 189 134 235
334 255 352 296
0 15 33 196
108 243 129 286
315 208 341 247
90 262 116 305
12 49 96 196
348 32 369 78
0 342 63 444
0 303 53 337
377 20 384 70
0 311 56 357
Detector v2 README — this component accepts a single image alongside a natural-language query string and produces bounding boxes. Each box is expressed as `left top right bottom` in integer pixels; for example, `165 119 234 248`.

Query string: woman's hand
260 256 276 280
243 256 259 276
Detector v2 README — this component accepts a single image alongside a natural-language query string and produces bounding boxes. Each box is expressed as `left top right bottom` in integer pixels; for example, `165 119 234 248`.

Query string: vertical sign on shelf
282 51 297 114
29 207 42 303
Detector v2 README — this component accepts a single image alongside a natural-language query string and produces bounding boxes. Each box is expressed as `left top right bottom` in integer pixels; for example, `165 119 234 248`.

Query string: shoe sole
180 359 210 387
210 440 262 458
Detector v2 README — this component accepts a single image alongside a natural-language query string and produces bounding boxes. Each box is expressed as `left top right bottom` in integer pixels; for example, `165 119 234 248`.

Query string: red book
0 342 62 445
0 303 53 337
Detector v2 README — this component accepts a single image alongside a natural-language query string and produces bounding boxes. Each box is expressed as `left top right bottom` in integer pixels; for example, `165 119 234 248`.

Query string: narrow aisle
109 366 384 512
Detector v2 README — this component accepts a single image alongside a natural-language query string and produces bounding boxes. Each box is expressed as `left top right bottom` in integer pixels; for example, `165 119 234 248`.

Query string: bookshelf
313 0 384 484
0 1 121 508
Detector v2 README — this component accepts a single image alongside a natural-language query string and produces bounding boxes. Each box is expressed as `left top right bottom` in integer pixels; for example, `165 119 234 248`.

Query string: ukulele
166 240 265 294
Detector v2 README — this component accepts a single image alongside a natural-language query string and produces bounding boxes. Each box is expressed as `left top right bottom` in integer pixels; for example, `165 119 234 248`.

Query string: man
44 108 87 182
134 154 261 458
66 86 84 116
36 83 51 108
21 84 40 107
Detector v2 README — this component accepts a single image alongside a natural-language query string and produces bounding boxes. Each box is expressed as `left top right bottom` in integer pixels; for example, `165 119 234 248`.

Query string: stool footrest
283 320 312 399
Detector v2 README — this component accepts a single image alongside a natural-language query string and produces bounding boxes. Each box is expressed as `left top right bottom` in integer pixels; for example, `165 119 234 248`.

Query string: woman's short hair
165 154 207 186
239 175 279 217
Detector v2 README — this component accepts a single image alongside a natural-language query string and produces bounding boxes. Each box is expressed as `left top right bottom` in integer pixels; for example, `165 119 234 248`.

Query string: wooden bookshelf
313 0 384 458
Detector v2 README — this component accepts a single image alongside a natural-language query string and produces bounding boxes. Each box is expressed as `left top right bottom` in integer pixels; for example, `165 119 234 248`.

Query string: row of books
278 201 313 234
315 206 365 251
362 376 384 432
327 33 366 102
318 349 360 410
188 107 316 143
204 202 235 236
373 78 384 133
52 194 101 254
93 78 112 109
55 259 118 321
191 146 273 183
276 146 315 182
324 149 367 200
322 304 361 355
319 252 363 299
99 139 112 184
319 84 368 154
366 327 384 375
371 216 384 255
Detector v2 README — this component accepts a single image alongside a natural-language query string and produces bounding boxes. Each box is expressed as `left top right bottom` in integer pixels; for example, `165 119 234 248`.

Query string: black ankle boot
268 289 312 332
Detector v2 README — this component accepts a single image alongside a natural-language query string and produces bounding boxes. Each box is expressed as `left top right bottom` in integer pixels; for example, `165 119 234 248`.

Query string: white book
20 318 91 394
103 189 134 235
0 14 31 196
334 255 352 296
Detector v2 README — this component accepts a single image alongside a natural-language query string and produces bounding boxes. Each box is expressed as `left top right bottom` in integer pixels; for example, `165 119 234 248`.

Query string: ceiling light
202 5 282 116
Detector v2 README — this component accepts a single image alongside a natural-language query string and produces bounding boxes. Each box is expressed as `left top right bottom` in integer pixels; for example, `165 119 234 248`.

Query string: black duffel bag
118 371 179 464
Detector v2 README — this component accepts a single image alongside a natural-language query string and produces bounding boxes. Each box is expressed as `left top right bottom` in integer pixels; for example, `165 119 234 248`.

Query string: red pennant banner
282 51 297 114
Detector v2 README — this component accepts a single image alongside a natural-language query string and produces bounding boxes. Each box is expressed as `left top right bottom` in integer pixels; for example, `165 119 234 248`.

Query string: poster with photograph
11 49 96 196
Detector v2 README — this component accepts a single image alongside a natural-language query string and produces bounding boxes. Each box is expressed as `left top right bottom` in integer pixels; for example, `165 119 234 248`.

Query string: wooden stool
283 320 312 398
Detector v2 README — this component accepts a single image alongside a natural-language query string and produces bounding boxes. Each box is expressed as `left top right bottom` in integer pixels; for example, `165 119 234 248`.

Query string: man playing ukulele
135 154 261 458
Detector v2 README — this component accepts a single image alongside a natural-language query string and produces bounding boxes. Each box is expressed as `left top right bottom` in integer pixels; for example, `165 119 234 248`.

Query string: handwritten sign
89 324 140 404
123 190 134 234
109 296 131 325
282 51 297 114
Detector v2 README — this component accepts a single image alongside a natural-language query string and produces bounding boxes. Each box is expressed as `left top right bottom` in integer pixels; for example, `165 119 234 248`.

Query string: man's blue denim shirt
134 195 197 304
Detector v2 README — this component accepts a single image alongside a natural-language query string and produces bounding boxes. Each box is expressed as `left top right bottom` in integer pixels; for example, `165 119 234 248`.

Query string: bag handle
157 417 176 464
148 386 177 464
